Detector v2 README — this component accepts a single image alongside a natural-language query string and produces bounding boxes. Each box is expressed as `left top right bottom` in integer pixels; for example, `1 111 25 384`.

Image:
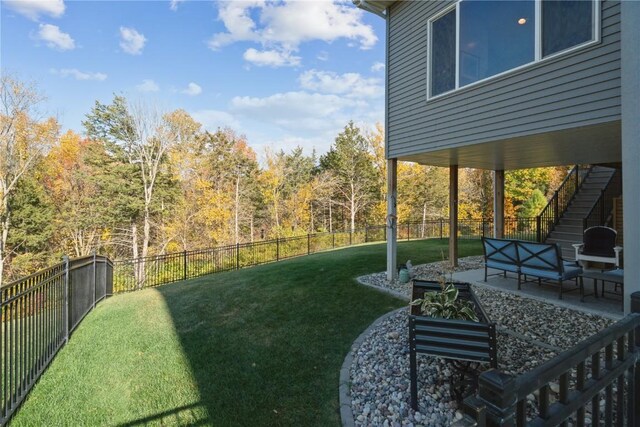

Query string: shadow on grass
116 403 210 427
154 239 482 426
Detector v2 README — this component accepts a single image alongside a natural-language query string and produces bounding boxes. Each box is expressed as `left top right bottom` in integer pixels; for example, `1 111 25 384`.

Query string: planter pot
409 280 498 409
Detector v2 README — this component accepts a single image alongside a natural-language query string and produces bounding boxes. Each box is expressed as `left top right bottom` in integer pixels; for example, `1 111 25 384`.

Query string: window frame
426 0 601 101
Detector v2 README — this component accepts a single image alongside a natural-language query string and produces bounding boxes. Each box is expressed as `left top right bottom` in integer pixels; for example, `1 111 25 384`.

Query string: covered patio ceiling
399 121 622 170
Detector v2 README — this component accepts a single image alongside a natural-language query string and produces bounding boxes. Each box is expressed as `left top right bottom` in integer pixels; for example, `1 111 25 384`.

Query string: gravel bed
348 257 616 427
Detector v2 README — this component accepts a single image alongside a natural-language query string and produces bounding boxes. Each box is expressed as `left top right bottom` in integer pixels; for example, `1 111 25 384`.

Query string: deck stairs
545 166 617 260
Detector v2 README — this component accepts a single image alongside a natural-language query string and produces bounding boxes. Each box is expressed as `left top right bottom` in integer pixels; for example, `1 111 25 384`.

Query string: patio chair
572 226 623 268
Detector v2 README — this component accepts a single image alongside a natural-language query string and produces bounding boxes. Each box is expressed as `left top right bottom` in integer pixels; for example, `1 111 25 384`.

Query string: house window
542 0 594 57
428 0 598 99
459 1 535 87
431 10 456 96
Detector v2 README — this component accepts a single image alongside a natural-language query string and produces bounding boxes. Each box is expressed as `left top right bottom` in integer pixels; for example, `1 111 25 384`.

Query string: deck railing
458 292 640 427
0 254 112 426
536 165 589 242
584 168 623 231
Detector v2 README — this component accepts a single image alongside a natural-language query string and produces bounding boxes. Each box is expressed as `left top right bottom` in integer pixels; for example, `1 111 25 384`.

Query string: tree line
0 75 568 284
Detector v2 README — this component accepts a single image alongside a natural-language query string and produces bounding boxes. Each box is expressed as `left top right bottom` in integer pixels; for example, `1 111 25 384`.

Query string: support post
622 0 640 314
450 165 459 267
387 158 398 281
493 170 504 239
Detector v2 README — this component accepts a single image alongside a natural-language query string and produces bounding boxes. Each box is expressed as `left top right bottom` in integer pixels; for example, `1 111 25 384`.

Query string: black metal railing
112 219 545 293
536 165 589 242
0 254 112 426
458 293 640 426
584 168 623 231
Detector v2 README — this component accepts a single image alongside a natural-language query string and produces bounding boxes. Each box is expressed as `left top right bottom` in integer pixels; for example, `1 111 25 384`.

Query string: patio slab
453 268 624 320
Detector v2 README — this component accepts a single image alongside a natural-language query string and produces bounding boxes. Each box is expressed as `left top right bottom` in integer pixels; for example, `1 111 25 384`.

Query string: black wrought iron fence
0 254 112 426
112 218 548 293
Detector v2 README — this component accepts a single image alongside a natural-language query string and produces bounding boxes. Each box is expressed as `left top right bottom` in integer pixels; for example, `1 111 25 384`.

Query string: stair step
552 225 583 234
548 230 582 239
564 212 590 219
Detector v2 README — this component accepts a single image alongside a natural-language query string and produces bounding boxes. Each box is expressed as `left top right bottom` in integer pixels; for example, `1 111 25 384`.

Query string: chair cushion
582 226 617 257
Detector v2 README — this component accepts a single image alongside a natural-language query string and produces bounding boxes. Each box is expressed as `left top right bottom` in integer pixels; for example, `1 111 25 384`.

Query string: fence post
536 216 542 242
554 192 559 223
92 251 97 308
183 250 188 280
307 234 311 255
236 244 240 270
407 223 410 241
332 232 335 248
440 218 443 240
276 238 280 261
365 225 368 243
476 370 517 426
350 230 353 246
63 255 70 343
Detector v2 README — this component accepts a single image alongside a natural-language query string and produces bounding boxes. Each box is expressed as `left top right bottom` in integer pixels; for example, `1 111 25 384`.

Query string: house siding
387 0 622 160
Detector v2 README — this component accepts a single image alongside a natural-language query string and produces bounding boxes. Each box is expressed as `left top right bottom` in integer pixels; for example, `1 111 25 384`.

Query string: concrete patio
453 267 624 320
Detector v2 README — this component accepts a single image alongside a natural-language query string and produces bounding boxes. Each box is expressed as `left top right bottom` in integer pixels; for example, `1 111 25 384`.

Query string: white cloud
316 51 329 61
298 69 383 99
208 1 377 66
243 48 300 67
4 0 65 20
169 0 184 11
191 110 240 130
36 23 74 50
371 62 385 72
231 91 366 133
181 82 202 96
50 68 107 81
136 79 159 92
119 26 146 55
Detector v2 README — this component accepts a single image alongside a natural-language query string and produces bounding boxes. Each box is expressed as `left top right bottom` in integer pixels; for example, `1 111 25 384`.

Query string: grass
11 239 482 427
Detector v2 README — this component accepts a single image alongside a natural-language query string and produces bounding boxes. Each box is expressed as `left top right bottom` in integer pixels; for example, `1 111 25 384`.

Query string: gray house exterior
355 0 639 313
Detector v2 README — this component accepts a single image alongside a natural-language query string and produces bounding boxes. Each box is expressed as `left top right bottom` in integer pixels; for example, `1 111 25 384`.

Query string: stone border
339 307 406 427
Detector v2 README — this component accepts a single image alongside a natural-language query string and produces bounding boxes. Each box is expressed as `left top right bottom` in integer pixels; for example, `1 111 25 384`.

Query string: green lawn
11 239 482 427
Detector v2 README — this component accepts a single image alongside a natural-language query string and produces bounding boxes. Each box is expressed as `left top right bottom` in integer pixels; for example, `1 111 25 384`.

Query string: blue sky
1 0 386 155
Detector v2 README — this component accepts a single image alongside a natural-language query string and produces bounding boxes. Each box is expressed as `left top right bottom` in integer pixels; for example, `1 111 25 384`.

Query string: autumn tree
0 75 58 284
83 96 181 286
320 121 379 232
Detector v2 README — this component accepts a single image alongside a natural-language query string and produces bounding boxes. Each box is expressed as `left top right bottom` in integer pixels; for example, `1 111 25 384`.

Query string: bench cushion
521 264 581 281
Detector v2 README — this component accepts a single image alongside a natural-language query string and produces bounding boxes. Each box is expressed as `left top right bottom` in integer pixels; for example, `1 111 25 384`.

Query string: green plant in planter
410 283 479 322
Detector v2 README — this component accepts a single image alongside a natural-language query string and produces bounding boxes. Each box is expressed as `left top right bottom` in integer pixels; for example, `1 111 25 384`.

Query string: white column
493 170 505 239
621 0 640 314
450 165 459 267
386 159 398 281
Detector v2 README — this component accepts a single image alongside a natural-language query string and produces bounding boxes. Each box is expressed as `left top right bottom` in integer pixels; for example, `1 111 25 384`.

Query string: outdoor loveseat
482 237 583 299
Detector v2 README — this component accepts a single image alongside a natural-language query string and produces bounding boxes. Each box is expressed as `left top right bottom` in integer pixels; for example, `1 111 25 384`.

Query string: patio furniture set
482 226 624 306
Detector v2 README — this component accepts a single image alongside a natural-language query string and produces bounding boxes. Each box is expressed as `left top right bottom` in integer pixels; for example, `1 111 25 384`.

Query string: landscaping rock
348 256 615 427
